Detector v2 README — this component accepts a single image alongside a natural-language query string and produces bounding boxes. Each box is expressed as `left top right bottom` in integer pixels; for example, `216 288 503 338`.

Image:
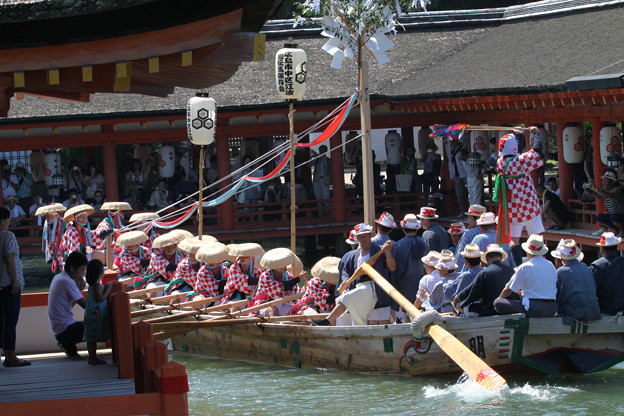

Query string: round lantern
529 127 549 152
29 150 45 182
562 126 584 164
600 125 622 165
469 130 490 161
187 92 216 146
467 152 482 167
43 152 62 186
133 145 152 175
275 43 307 101
158 146 175 178
385 130 402 165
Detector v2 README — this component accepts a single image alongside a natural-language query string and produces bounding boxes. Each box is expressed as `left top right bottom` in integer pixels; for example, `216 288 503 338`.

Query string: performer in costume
494 126 545 265
166 238 205 294
60 204 109 263
92 202 132 249
221 243 264 304
291 256 338 316
128 212 161 256
193 242 231 301
35 203 66 272
137 231 185 295
115 230 150 278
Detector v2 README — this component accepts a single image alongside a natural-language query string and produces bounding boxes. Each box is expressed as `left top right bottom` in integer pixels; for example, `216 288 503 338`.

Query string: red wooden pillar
556 120 575 204
592 119 606 214
102 128 119 201
215 134 233 230
132 321 154 393
155 361 189 416
330 130 346 223
110 291 134 379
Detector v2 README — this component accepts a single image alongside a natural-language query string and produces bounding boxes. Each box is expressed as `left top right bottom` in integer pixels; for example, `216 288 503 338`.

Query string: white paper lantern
600 126 622 165
43 152 62 186
469 130 490 161
385 130 402 165
158 146 175 178
187 93 216 146
275 44 307 100
529 127 549 152
562 126 584 164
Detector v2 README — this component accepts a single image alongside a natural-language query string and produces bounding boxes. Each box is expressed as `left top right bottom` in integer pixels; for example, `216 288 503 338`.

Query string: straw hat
421 251 441 267
465 204 487 217
345 229 358 245
63 204 95 222
375 212 396 228
288 254 304 276
311 256 340 285
191 235 218 243
417 206 438 220
100 202 132 211
476 212 497 225
596 232 622 247
447 222 466 235
521 234 549 256
170 229 194 240
178 238 207 254
195 242 229 264
601 171 619 183
400 214 421 230
129 212 160 223
260 247 296 269
435 255 458 270
116 230 148 247
551 239 583 261
480 244 508 263
460 243 483 259
152 231 185 248
229 242 265 257
35 203 66 216
354 223 373 235
5 195 17 201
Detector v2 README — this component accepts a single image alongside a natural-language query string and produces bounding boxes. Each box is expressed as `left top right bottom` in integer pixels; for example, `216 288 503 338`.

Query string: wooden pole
358 41 375 225
289 100 297 252
198 146 205 239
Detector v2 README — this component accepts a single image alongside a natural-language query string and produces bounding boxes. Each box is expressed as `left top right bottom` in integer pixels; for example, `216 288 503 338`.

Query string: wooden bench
567 199 596 230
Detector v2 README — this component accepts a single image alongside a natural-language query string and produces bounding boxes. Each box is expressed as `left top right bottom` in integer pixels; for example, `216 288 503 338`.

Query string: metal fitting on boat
410 310 443 339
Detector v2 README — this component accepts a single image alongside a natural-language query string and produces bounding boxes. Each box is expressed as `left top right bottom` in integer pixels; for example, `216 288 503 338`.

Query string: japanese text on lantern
277 52 295 96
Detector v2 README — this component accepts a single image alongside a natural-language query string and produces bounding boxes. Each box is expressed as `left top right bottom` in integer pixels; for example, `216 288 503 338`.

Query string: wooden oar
144 298 249 324
128 284 167 298
131 291 190 307
152 314 328 340
130 295 221 318
212 292 304 320
356 262 508 392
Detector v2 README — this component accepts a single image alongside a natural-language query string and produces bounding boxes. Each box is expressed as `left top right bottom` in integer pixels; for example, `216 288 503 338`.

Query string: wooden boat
165 313 624 376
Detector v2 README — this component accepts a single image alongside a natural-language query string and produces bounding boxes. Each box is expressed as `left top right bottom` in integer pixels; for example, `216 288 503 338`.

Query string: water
22 253 54 293
172 353 624 416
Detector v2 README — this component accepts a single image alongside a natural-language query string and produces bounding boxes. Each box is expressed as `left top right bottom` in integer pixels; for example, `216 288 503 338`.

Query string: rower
167 238 207 295
292 256 339 316
92 201 132 251
193 242 230 301
60 204 107 264
115 230 150 279
128 212 161 255
138 231 185 296
221 243 264 305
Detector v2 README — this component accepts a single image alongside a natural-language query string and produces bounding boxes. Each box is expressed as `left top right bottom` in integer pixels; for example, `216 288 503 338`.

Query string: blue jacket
390 235 429 309
340 244 393 308
556 260 601 323
590 253 624 315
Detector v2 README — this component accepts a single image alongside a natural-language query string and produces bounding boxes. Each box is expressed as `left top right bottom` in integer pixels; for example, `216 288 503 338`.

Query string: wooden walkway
0 351 135 403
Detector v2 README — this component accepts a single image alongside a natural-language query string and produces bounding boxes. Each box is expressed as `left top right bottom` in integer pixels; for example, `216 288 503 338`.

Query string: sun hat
400 214 421 230
311 256 340 285
229 242 265 257
191 235 218 243
63 204 95 222
435 255 458 270
354 223 373 235
375 212 396 228
129 212 160 223
551 239 583 261
596 232 622 247
35 203 66 216
521 234 549 256
480 244 508 263
421 251 441 267
178 238 207 254
170 229 194 240
345 229 358 245
447 222 466 235
152 231 185 248
116 230 148 247
601 171 619 182
195 242 230 264
476 212 497 225
460 243 483 259
288 254 304 276
417 206 438 220
465 204 487 217
100 202 133 211
260 247 297 269
5 195 18 201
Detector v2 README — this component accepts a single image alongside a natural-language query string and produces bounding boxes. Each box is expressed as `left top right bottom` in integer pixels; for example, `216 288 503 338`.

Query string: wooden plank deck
0 351 135 403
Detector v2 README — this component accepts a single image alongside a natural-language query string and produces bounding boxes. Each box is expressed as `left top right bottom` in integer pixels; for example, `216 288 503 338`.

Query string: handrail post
154 361 190 416
110 291 134 378
132 321 154 393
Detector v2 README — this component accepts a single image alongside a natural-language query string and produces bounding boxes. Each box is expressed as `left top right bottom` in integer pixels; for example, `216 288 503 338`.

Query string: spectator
1 161 17 200
84 164 105 201
465 152 484 207
125 159 146 199
83 259 112 365
312 145 331 217
5 195 25 229
422 142 441 193
66 164 85 199
400 147 420 193
123 185 143 211
447 139 469 218
0 205 30 367
89 190 105 211
584 170 624 237
547 176 561 196
262 180 282 222
63 189 85 209
29 194 45 227
13 162 33 211
590 232 624 315
148 179 170 210
538 184 570 231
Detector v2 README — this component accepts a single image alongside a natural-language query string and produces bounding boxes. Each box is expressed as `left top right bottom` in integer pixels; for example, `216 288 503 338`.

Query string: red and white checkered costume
220 262 262 302
174 257 200 288
142 226 160 257
148 248 182 282
60 223 97 256
296 277 333 314
496 137 544 223
117 247 148 275
194 264 230 299
249 269 299 307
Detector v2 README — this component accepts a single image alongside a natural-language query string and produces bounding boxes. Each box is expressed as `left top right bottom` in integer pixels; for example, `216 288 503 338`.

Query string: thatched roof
7 1 624 119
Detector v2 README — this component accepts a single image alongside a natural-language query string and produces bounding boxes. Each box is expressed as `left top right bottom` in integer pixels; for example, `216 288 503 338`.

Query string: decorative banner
429 124 470 142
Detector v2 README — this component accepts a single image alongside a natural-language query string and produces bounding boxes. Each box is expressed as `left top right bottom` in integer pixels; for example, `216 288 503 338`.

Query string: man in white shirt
149 179 170 209
48 251 88 359
494 234 558 317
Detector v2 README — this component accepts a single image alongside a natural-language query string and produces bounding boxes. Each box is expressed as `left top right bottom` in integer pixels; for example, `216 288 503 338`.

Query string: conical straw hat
196 242 229 264
178 238 207 254
311 256 340 285
191 235 218 243
35 203 66 216
170 229 194 240
260 247 296 270
229 242 264 257
116 230 148 247
152 231 185 248
63 204 95 222
287 253 304 277
129 212 160 223
100 202 132 211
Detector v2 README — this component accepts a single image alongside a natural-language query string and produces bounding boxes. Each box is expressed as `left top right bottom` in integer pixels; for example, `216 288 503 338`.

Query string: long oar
144 298 249 324
128 284 167 298
131 291 189 307
355 262 508 392
212 292 304 320
131 295 221 318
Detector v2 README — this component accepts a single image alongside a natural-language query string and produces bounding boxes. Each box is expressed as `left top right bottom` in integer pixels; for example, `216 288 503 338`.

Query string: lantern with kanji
469 130 489 161
275 43 307 100
600 125 622 165
187 92 216 146
562 125 584 164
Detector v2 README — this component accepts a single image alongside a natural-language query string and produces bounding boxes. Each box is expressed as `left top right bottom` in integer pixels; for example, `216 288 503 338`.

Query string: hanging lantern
275 43 307 101
562 126 584 164
469 130 489 162
29 150 45 182
607 153 622 168
600 125 622 165
467 152 482 166
384 130 402 165
43 152 62 186
529 127 549 152
187 92 216 146
158 146 175 178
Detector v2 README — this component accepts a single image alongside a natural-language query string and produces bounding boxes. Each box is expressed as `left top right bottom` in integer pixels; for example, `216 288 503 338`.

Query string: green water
172 353 624 416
